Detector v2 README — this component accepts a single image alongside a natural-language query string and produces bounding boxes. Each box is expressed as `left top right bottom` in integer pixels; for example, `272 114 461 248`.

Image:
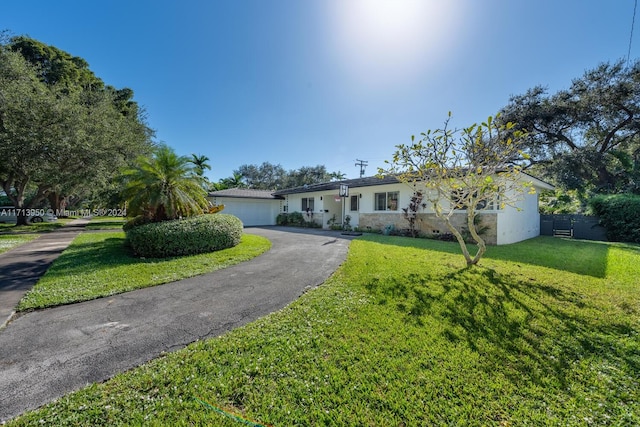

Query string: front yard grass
8 236 640 426
16 232 271 311
0 234 39 254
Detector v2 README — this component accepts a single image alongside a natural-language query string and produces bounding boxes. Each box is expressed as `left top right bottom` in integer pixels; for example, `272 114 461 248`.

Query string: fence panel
540 214 607 241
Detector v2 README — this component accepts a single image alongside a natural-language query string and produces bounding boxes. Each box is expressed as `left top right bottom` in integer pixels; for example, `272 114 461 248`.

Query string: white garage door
221 199 278 226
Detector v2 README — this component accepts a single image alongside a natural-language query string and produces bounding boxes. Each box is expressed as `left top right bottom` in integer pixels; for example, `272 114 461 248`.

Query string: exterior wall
496 190 541 245
358 212 498 245
277 176 550 245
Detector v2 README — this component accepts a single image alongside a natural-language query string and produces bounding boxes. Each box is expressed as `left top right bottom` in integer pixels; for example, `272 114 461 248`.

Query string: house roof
209 172 554 200
208 188 283 200
272 175 401 195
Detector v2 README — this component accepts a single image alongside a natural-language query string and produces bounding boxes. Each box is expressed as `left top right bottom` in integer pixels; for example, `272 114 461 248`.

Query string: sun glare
326 0 461 86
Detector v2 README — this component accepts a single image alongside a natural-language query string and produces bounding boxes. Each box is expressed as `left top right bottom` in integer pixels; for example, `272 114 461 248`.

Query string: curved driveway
0 227 354 422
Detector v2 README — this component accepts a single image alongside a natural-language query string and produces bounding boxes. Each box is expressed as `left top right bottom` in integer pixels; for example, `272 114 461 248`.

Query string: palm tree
220 173 246 188
122 145 209 221
189 153 211 177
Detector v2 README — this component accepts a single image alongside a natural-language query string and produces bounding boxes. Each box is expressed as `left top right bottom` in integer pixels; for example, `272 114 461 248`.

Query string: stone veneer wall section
359 212 498 245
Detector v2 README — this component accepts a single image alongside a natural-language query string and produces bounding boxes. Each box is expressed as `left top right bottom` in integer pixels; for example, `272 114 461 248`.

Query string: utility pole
355 159 368 178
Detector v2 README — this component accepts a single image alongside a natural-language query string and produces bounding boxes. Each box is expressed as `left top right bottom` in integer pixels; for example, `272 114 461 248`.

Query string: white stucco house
208 173 554 245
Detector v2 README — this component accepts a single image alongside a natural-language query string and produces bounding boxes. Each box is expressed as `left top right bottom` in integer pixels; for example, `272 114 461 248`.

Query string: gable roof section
208 188 283 199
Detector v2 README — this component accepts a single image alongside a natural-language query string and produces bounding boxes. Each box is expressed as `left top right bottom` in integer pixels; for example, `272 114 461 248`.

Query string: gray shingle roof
272 175 400 195
208 188 283 199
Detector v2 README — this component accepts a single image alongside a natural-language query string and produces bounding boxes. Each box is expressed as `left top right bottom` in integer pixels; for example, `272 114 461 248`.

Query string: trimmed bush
122 215 152 232
276 212 305 226
125 214 243 258
589 194 640 243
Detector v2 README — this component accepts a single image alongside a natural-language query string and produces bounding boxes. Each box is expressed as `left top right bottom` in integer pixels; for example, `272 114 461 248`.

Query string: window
350 195 359 211
302 197 314 212
452 190 500 211
374 191 399 211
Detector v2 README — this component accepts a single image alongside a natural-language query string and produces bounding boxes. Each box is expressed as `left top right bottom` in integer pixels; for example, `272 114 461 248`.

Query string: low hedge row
589 194 640 243
125 214 243 258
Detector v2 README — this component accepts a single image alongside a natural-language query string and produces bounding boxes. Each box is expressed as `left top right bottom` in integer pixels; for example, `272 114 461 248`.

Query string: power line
628 0 637 66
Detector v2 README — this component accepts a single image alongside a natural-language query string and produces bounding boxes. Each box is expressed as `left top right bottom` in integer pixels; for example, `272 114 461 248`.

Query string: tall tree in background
189 154 211 177
233 162 343 190
284 165 334 188
0 36 153 223
234 162 287 190
500 59 640 195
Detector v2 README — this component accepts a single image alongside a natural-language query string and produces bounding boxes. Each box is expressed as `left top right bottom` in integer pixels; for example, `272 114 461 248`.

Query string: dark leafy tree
0 36 153 224
234 162 343 190
284 165 334 188
499 59 640 194
234 162 287 190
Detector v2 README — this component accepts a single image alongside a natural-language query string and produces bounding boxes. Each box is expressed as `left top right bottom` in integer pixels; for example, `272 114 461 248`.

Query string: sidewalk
0 218 90 328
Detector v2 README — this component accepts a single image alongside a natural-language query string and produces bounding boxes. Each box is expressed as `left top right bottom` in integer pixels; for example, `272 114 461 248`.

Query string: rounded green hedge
125 214 243 258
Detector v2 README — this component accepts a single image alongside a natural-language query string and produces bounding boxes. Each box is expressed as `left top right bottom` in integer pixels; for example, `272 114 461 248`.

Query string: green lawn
0 221 66 233
17 232 271 311
85 216 126 230
8 236 640 426
0 234 39 254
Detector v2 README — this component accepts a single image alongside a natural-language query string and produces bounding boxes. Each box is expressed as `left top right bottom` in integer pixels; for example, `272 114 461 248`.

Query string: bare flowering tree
379 113 534 266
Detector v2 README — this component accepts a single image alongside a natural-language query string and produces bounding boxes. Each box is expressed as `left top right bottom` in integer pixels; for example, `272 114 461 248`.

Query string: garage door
220 199 278 226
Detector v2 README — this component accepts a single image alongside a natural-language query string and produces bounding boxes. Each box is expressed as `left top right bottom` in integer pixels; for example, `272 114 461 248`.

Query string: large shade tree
122 145 209 221
0 36 152 224
499 59 640 194
380 114 533 266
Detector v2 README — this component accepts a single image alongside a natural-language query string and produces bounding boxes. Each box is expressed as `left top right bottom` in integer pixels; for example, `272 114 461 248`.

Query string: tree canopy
0 36 153 224
499 59 640 195
230 162 343 190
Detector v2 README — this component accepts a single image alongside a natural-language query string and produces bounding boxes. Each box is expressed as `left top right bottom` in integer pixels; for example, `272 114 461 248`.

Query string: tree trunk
15 211 29 226
467 211 486 265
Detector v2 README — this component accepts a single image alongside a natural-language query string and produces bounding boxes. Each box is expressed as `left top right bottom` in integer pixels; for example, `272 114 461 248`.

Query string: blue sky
2 1 637 181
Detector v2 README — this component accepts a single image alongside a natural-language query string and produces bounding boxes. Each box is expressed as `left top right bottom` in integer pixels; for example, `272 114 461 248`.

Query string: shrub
276 212 306 226
589 194 640 243
122 215 152 232
125 214 243 258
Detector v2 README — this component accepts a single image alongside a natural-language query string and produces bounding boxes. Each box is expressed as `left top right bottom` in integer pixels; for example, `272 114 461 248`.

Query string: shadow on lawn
365 267 639 389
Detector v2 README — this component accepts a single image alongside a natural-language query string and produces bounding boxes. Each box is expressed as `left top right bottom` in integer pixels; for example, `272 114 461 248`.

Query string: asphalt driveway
0 227 355 422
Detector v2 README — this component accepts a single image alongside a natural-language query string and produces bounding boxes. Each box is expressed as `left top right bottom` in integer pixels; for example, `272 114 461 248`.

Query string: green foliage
233 162 344 190
539 189 585 214
500 59 640 193
121 145 208 221
0 38 152 224
125 214 243 258
589 194 640 242
276 212 305 226
122 215 151 232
